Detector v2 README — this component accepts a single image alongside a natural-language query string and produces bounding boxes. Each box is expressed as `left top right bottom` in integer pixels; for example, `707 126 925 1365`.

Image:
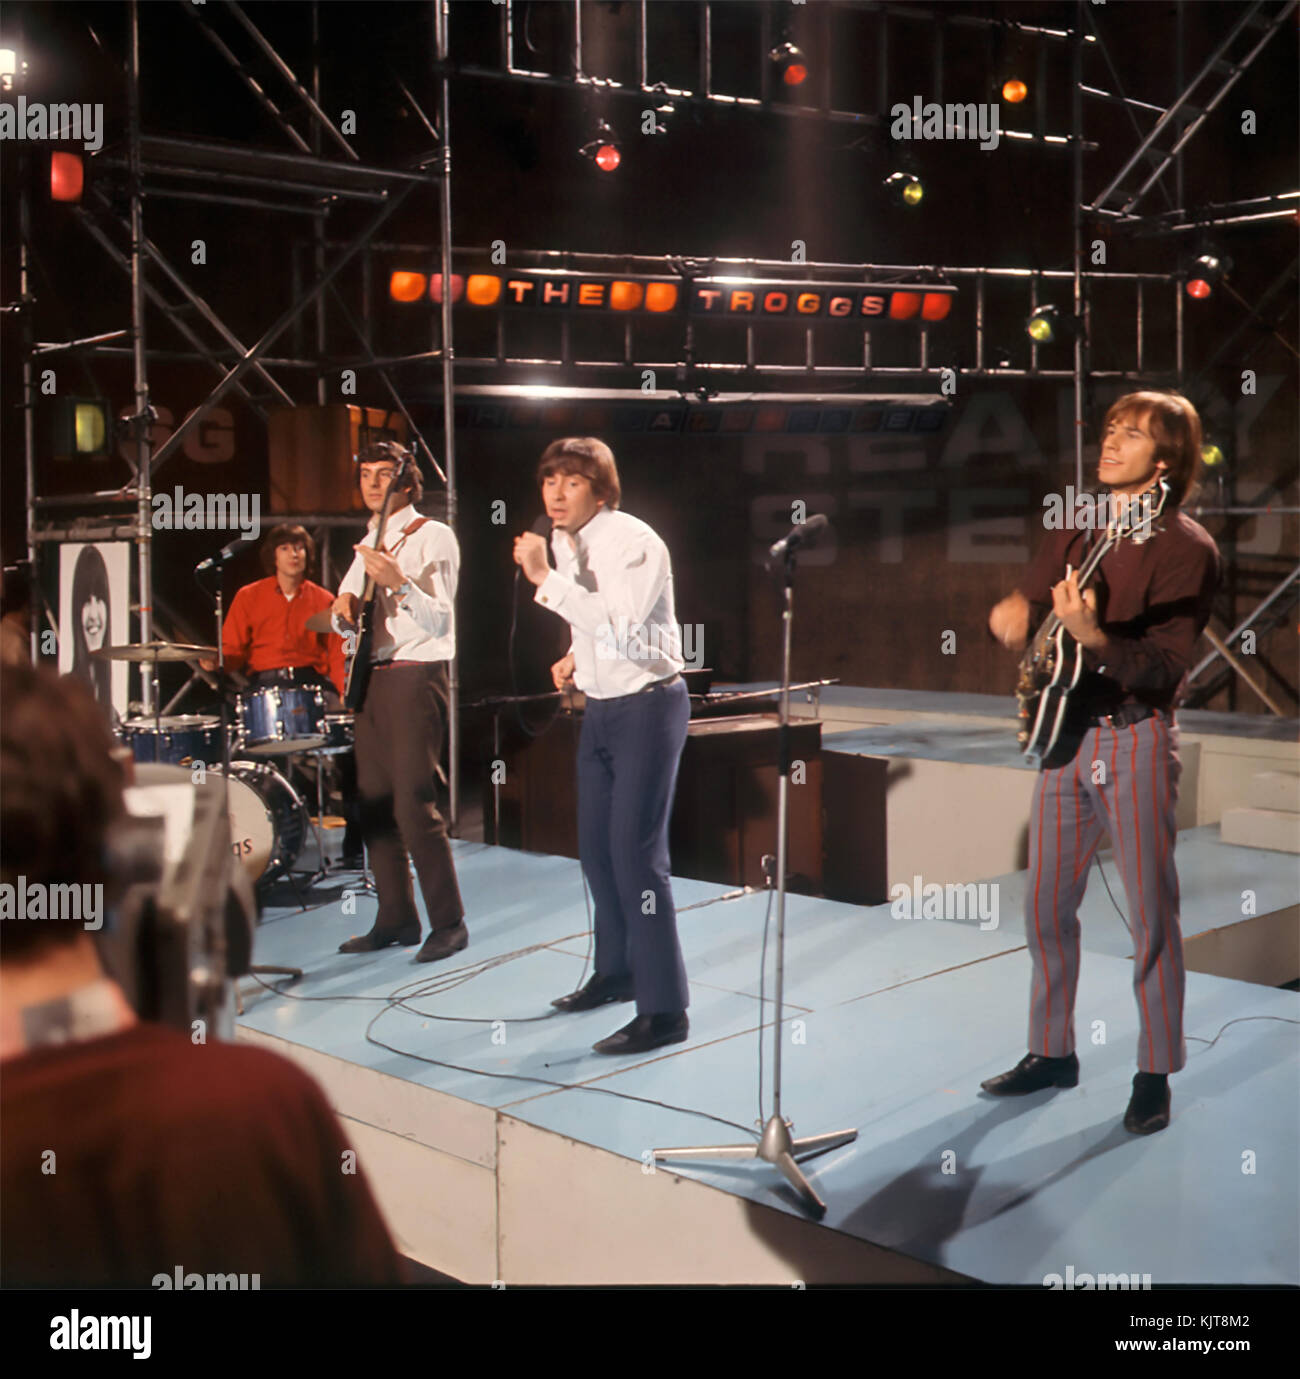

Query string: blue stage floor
240 836 1299 1286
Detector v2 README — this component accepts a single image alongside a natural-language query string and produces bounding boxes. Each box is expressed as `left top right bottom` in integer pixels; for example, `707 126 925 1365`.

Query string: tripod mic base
654 1116 858 1219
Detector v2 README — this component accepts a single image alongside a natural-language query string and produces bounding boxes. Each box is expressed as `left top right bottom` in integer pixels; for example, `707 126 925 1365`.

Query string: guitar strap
382 517 429 559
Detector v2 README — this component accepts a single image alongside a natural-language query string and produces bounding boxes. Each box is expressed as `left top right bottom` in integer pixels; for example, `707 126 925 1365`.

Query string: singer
513 438 692 1056
332 443 468 962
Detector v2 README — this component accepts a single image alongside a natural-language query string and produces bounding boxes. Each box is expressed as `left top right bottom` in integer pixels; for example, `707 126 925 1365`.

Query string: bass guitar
1017 479 1169 764
343 451 410 713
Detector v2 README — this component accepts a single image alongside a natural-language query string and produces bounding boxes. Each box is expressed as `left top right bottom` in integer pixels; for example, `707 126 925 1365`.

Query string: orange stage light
466 274 502 306
389 271 426 303
644 282 678 312
609 281 645 311
1002 79 1028 104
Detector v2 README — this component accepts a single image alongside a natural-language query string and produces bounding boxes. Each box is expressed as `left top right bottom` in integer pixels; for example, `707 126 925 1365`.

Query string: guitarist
331 442 468 962
983 391 1220 1134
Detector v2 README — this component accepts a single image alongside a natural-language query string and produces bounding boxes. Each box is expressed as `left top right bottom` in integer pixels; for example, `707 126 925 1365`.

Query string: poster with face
59 542 130 720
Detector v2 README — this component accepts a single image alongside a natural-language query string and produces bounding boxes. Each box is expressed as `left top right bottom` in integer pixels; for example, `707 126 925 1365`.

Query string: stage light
1026 304 1073 343
644 282 678 312
466 274 503 306
428 274 465 304
580 120 621 172
609 280 645 311
769 42 808 87
0 48 16 93
50 151 83 203
921 292 952 322
884 171 923 207
1201 443 1224 468
53 397 111 457
1002 79 1028 104
389 271 426 303
1186 254 1227 299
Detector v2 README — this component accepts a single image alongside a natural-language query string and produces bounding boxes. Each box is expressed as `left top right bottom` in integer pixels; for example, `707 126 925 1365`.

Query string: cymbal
304 610 335 633
94 640 218 663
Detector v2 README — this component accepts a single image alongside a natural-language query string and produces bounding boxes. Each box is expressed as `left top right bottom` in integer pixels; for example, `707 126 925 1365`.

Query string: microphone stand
652 541 857 1219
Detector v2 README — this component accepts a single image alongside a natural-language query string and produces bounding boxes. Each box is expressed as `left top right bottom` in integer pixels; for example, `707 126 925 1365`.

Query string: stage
236 688 1299 1285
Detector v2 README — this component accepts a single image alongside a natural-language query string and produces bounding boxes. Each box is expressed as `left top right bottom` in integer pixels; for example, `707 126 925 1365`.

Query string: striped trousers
1026 712 1187 1074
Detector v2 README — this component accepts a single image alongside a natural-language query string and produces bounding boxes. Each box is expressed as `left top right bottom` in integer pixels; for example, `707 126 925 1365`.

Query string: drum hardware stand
200 571 303 1002
651 531 857 1220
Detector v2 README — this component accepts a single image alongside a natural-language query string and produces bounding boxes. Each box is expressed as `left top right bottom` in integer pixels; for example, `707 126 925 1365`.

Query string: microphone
195 537 249 573
769 512 829 560
515 514 555 585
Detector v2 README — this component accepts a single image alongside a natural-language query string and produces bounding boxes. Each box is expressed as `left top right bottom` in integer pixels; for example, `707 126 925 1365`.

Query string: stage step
1244 769 1300 813
1220 807 1300 853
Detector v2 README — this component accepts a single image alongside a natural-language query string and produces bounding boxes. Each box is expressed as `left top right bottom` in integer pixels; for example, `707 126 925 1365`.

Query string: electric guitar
343 453 409 713
1017 479 1170 764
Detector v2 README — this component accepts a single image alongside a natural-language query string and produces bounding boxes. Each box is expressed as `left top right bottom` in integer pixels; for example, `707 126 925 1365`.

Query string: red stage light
595 143 620 172
888 292 922 321
50 151 83 203
783 63 808 87
1002 79 1028 104
1186 278 1212 299
429 274 465 304
921 293 952 321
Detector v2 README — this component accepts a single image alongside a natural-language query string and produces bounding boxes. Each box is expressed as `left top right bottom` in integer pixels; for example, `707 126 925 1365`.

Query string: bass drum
213 761 305 889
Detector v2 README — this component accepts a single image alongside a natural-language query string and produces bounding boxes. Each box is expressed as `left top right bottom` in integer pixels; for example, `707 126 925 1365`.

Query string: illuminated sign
689 280 953 323
393 270 955 323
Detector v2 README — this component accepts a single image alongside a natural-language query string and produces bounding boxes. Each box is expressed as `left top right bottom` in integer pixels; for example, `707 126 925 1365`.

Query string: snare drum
234 684 326 755
213 760 305 888
315 712 355 756
120 715 223 766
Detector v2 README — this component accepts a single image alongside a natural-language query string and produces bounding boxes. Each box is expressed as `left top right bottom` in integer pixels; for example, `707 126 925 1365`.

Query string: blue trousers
578 677 691 1015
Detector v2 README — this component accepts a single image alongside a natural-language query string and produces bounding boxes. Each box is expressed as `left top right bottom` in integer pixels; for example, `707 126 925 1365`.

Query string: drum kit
96 638 355 892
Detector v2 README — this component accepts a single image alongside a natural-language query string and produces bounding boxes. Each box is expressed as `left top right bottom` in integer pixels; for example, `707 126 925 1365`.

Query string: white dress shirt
334 503 458 663
535 506 683 699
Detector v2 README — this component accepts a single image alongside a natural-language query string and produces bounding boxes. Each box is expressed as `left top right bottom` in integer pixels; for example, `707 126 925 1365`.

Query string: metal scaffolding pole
128 0 154 713
436 0 461 832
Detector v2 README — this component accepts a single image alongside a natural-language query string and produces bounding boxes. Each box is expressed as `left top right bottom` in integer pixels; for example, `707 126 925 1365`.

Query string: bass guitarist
331 442 468 961
983 391 1220 1134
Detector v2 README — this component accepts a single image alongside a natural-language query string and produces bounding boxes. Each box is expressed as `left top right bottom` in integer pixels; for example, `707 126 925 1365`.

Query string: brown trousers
354 662 464 934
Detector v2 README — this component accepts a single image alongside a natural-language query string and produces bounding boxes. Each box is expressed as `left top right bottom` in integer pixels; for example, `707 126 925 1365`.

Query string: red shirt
1 1023 404 1287
222 577 344 693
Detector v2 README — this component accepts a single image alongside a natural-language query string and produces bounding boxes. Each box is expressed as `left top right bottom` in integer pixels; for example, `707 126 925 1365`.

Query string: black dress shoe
415 920 468 963
980 1051 1079 1096
592 1012 689 1056
339 924 421 954
1124 1072 1171 1134
551 973 635 1013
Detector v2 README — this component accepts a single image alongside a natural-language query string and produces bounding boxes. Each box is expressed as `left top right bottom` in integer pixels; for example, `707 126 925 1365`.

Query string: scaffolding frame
16 0 1298 831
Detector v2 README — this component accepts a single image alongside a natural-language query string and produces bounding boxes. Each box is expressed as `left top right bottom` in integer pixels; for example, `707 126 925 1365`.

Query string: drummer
201 524 343 696
200 524 361 865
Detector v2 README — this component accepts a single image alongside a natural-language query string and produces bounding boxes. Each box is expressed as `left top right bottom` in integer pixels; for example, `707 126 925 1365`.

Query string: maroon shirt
1020 508 1221 716
1 1023 404 1287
